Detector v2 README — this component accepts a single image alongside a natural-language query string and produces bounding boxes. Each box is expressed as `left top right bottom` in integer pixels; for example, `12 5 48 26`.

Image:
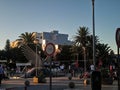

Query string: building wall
36 30 72 45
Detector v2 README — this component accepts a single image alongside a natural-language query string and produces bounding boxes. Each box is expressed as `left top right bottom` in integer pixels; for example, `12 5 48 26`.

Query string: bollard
84 79 90 86
84 79 87 86
33 76 38 83
24 80 30 90
91 71 101 90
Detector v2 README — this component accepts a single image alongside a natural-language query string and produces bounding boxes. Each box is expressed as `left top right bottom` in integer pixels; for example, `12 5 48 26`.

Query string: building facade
35 30 73 50
36 30 72 45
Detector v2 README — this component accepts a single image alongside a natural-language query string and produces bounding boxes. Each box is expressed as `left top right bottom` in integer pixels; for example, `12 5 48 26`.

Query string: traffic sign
45 43 55 56
116 28 120 48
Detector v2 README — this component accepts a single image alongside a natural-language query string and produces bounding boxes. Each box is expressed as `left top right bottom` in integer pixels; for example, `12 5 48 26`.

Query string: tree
18 32 42 51
18 32 44 65
4 39 11 62
73 26 102 71
10 47 28 63
0 50 6 60
96 43 112 67
74 26 89 47
19 32 35 45
4 39 10 51
56 45 72 62
74 26 91 71
87 35 99 59
74 26 90 59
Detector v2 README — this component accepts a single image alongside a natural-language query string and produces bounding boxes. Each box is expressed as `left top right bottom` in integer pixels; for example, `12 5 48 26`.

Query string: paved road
0 77 118 90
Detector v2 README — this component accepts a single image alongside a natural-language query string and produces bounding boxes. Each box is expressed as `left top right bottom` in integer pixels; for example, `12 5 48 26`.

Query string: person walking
90 64 95 74
0 65 4 85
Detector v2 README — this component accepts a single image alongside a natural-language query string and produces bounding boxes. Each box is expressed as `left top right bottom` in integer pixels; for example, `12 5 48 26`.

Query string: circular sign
116 28 120 47
45 43 55 56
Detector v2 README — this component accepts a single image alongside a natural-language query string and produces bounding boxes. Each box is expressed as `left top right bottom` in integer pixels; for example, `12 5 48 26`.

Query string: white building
35 30 73 50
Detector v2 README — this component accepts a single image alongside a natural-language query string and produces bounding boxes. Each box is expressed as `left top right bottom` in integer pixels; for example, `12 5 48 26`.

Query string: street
0 77 118 90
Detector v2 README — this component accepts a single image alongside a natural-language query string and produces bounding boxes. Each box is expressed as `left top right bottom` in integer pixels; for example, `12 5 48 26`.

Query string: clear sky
0 0 120 53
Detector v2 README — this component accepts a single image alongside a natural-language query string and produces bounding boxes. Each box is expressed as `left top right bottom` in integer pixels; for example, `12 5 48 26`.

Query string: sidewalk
0 77 118 90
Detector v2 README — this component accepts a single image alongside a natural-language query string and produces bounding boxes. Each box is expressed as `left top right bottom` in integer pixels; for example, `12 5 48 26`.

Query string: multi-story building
36 30 72 45
35 30 73 50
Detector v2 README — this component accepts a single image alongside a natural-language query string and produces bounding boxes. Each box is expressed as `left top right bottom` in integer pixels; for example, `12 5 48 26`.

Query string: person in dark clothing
0 65 4 85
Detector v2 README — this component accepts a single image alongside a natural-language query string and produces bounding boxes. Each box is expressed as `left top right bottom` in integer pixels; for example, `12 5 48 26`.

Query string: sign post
116 28 120 90
45 43 55 90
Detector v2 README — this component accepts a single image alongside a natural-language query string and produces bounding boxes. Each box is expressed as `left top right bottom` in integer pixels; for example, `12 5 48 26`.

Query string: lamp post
34 39 39 76
92 0 96 69
35 44 38 76
38 51 41 68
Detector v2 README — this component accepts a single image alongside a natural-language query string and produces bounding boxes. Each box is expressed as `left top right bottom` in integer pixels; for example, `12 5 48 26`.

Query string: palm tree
74 26 89 47
96 43 112 67
19 32 35 45
87 35 99 59
74 26 90 72
18 32 38 52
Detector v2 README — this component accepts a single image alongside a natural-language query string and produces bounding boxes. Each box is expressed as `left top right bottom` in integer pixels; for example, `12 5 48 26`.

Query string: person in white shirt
60 64 64 71
90 64 95 73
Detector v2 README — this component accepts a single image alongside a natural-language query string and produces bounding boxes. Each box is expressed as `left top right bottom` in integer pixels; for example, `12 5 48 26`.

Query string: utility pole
92 0 96 69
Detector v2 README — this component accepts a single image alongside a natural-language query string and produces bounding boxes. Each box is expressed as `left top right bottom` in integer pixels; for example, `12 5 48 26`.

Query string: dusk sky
0 0 120 53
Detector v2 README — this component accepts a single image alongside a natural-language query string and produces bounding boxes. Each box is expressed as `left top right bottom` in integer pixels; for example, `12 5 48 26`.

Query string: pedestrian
0 65 4 85
90 64 95 74
60 64 65 71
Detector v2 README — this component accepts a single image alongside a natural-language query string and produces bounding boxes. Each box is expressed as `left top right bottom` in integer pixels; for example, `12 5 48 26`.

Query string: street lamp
38 51 41 68
92 0 96 69
34 39 39 76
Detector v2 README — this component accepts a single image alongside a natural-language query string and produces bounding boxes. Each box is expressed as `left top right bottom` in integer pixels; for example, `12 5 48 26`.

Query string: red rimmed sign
45 43 55 56
116 28 120 48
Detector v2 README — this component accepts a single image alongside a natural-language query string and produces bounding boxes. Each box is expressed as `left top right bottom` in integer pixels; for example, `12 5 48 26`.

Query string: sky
0 0 120 54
